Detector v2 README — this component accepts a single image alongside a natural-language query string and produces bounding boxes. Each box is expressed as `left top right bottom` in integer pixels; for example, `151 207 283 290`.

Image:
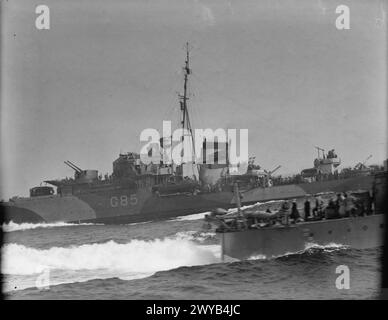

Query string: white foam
2 235 221 292
2 221 100 232
174 231 216 242
2 238 219 275
247 254 267 260
304 242 349 252
170 211 211 221
246 242 349 261
126 221 152 226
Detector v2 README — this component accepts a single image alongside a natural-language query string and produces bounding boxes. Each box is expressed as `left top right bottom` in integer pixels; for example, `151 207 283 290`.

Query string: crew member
304 199 311 220
338 193 346 217
312 196 320 217
290 200 300 222
325 199 338 219
345 192 356 216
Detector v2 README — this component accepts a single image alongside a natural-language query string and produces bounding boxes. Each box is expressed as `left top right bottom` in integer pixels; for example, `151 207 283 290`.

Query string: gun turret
64 161 98 182
64 160 83 173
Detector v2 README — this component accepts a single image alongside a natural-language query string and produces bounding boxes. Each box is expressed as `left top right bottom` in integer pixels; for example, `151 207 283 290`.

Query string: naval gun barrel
269 165 281 175
362 155 373 166
64 160 83 173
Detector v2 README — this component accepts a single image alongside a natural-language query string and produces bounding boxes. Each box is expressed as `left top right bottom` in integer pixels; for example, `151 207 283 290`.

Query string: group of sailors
211 191 374 232
301 192 372 221
276 192 373 225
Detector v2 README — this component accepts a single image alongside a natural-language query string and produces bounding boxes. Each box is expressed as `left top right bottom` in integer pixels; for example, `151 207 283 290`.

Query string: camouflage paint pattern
2 174 375 224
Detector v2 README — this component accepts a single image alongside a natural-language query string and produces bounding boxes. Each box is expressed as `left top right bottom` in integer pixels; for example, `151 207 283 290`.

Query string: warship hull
220 214 385 260
2 174 374 224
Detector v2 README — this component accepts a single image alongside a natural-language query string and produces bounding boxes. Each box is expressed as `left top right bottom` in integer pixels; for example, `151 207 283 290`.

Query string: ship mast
315 146 325 159
179 42 196 169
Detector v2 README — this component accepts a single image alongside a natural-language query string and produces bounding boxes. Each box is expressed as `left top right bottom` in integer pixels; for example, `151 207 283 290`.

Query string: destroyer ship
1 45 383 224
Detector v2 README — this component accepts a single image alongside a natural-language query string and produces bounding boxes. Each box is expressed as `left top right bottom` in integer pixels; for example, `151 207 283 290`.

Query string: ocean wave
2 238 219 276
247 242 349 261
247 254 268 260
303 242 349 253
2 221 101 232
126 221 152 226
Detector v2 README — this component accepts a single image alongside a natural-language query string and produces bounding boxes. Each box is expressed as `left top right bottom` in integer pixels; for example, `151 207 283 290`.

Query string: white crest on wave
2 221 101 232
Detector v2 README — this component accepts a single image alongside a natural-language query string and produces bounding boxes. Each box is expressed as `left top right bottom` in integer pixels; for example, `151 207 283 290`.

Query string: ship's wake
169 211 212 221
2 234 220 292
2 221 102 232
174 230 217 243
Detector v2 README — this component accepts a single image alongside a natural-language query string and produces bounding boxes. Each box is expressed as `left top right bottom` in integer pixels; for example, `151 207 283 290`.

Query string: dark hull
2 174 374 224
220 214 385 260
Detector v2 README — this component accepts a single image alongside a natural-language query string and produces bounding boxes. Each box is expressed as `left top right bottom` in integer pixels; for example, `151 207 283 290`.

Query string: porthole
362 225 368 231
328 230 332 234
309 232 314 237
347 228 351 232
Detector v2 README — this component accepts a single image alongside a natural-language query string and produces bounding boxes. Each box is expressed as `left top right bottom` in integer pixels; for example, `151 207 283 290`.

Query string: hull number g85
110 195 137 207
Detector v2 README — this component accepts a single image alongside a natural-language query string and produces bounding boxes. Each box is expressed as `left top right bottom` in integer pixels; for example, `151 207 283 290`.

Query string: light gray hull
220 214 385 260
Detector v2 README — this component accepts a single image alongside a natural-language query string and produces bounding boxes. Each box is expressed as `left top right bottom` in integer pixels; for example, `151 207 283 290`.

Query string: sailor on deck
313 196 323 217
290 200 302 222
304 199 311 220
337 193 346 217
325 198 339 219
344 192 356 216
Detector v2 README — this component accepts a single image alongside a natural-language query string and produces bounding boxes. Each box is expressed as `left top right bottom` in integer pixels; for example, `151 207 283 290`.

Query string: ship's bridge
313 148 341 174
314 157 341 167
113 152 141 178
301 148 341 177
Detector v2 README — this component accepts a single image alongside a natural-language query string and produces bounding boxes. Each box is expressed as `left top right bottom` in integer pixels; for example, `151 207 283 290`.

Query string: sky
1 0 387 198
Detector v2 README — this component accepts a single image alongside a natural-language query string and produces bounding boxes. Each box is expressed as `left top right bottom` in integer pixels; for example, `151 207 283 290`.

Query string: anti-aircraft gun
64 160 98 183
